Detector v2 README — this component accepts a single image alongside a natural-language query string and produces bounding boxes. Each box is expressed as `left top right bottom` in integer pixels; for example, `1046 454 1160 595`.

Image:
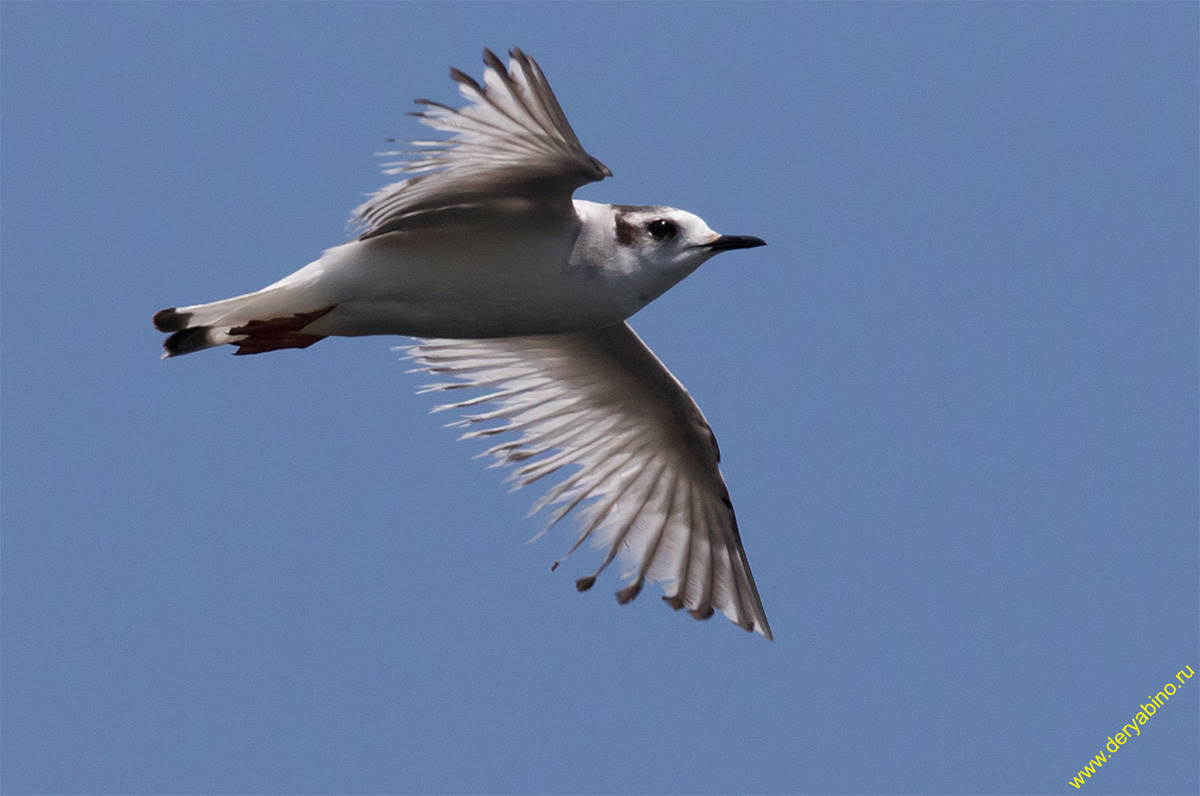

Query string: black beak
706 235 768 252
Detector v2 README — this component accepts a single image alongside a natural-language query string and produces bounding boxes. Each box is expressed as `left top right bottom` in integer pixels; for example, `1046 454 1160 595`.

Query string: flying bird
154 48 773 639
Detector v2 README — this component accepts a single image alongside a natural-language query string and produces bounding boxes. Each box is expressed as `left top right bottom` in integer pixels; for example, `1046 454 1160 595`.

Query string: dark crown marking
611 204 668 247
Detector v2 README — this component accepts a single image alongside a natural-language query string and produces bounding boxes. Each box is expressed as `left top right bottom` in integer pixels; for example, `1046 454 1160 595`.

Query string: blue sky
2 3 1196 794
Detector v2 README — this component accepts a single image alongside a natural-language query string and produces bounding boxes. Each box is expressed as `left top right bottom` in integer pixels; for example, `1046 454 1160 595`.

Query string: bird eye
647 219 678 241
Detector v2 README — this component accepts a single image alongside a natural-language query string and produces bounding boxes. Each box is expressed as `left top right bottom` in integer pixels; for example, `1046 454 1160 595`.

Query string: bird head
605 204 766 296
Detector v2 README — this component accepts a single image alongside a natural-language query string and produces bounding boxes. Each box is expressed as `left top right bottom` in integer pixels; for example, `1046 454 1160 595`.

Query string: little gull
154 48 773 640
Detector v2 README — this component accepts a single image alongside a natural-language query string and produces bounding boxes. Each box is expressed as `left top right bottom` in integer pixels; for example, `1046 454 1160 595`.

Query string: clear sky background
2 4 1197 795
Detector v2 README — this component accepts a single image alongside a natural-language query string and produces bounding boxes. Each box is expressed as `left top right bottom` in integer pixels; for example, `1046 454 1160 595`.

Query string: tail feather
156 258 339 358
153 307 216 358
153 292 336 358
154 305 224 358
152 307 192 332
163 326 218 357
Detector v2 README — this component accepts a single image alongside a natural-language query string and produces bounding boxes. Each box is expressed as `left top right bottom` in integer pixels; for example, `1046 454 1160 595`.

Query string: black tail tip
153 307 191 332
163 326 210 357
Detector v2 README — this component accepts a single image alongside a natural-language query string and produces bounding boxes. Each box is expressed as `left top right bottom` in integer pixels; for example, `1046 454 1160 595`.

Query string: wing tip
615 578 644 605
482 47 506 75
449 66 483 93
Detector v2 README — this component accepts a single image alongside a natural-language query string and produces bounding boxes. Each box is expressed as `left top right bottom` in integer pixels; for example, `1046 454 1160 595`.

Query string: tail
153 289 336 358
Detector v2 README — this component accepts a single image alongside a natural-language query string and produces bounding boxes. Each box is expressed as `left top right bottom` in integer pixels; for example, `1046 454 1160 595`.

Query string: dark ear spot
615 214 638 246
612 204 663 247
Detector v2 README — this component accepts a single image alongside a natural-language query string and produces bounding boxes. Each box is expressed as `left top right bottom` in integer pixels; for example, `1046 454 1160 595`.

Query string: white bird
155 48 773 640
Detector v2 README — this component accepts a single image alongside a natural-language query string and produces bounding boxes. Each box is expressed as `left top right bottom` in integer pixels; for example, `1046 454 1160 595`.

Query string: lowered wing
406 322 773 640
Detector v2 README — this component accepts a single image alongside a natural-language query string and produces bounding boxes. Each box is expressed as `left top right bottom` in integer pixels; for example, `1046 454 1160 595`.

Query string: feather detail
354 48 610 239
404 322 773 640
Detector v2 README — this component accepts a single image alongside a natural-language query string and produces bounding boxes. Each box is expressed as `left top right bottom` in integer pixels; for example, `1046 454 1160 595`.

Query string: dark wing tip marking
449 66 483 93
482 47 506 74
615 579 644 605
575 575 596 592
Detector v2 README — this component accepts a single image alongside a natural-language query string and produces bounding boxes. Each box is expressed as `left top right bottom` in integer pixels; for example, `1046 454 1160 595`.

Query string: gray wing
355 48 611 238
406 323 773 640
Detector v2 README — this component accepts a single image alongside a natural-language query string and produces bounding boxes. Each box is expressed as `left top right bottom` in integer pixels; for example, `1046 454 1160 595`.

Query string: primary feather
407 322 773 640
355 47 611 238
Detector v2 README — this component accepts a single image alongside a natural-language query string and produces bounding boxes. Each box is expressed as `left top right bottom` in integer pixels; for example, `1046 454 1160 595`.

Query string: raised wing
355 48 611 239
405 323 773 640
